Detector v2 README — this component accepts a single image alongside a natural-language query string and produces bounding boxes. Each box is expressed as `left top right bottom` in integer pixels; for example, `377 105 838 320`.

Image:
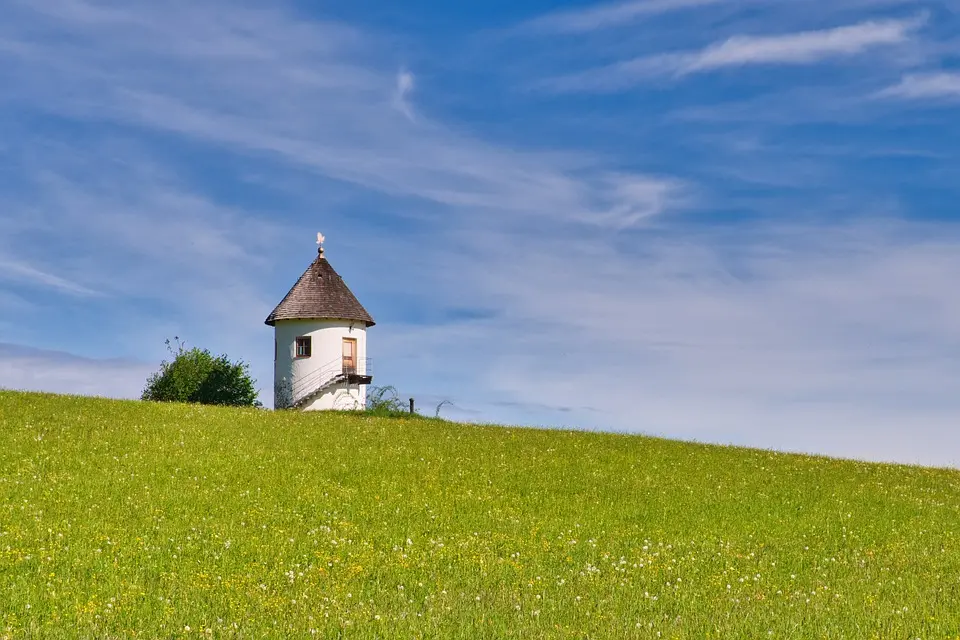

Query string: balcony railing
287 357 373 408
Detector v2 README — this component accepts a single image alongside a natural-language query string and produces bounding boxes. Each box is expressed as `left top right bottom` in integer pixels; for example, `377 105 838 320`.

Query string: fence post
409 398 415 414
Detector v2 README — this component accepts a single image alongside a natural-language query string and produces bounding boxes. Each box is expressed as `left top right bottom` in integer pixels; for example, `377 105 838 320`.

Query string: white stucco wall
273 319 369 410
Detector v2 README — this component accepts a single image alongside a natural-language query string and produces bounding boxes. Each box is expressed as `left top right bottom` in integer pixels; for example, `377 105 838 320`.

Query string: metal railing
290 356 372 408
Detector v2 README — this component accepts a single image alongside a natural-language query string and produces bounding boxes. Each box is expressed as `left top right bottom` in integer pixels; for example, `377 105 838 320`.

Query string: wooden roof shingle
264 249 375 327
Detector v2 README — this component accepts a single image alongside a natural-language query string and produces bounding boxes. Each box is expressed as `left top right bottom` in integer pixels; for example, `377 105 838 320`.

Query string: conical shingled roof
264 248 375 327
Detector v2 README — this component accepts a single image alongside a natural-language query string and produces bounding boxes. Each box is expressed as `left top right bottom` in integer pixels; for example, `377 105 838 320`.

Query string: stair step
292 374 348 408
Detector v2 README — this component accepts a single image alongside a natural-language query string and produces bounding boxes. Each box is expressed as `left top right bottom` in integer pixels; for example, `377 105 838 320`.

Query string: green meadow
2 390 960 638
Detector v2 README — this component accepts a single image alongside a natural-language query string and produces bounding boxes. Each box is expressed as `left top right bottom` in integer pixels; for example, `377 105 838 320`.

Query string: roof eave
264 315 375 327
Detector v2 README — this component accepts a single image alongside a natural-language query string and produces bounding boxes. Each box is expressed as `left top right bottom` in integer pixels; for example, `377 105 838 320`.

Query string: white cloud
0 1 683 230
591 174 692 228
393 69 416 121
0 343 154 399
519 0 724 34
367 217 960 468
682 16 921 73
879 71 960 100
0 256 102 296
0 138 286 407
544 15 924 92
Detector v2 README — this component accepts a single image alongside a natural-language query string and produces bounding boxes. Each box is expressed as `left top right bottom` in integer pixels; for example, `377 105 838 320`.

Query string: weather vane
316 232 325 246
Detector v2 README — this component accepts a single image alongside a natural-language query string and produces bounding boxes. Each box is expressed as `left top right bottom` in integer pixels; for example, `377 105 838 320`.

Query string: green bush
142 338 261 407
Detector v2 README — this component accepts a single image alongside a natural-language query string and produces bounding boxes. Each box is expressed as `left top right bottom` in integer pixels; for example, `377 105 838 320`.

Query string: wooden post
409 398 415 414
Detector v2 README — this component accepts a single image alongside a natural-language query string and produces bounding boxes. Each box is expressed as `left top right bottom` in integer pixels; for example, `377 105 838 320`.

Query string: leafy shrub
142 338 261 407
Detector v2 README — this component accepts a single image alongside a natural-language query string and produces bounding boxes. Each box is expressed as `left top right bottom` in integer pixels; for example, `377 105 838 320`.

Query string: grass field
2 390 960 638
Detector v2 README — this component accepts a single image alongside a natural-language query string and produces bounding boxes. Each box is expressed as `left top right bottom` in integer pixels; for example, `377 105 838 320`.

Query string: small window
295 336 312 358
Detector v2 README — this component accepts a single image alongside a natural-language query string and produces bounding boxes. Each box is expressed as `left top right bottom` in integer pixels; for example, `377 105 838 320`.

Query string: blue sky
2 0 960 466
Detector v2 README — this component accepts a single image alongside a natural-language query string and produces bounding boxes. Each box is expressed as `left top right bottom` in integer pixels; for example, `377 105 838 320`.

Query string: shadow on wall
275 377 293 409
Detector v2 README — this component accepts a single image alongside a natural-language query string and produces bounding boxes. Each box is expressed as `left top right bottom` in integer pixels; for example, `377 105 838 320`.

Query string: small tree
142 337 261 408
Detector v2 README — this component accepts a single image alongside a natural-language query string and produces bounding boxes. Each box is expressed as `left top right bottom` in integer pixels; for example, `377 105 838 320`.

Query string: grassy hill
2 390 959 638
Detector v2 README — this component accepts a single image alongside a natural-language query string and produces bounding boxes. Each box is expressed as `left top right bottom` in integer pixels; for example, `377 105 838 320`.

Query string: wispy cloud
590 174 691 228
393 69 416 121
0 135 287 396
0 1 683 230
518 0 724 35
682 16 922 73
544 15 924 92
879 71 960 100
373 216 960 467
0 257 102 296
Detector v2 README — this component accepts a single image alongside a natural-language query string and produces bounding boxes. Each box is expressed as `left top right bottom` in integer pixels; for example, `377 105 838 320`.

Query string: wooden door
342 338 357 374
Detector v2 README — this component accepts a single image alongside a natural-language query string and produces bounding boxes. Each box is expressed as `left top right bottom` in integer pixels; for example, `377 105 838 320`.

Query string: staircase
290 357 373 409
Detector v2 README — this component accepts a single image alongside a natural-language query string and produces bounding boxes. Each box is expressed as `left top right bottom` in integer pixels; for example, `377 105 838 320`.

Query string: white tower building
265 234 375 410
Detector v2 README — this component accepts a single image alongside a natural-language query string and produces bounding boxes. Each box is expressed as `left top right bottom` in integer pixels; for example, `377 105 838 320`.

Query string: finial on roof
316 232 325 255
